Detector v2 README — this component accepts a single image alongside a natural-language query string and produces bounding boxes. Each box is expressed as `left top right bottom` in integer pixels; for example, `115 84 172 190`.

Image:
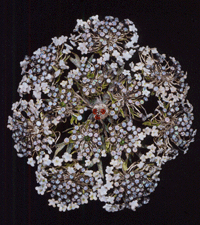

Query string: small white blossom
112 50 120 58
89 192 97 200
27 157 36 167
62 152 73 162
81 195 88 204
67 167 75 174
77 42 88 54
129 200 139 211
147 144 157 153
103 53 110 61
48 199 57 207
122 51 132 60
129 24 137 32
42 154 51 166
33 48 41 55
52 157 63 166
52 35 67 46
59 59 69 70
105 166 114 174
55 69 61 78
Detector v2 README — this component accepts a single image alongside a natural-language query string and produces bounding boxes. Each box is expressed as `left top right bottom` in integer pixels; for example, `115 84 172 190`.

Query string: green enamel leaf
66 143 74 153
54 142 66 157
69 53 81 68
120 108 125 118
107 91 117 103
87 73 95 78
122 161 128 171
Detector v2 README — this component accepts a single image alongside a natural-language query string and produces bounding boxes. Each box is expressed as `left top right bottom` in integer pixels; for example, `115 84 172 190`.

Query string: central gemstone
92 103 109 120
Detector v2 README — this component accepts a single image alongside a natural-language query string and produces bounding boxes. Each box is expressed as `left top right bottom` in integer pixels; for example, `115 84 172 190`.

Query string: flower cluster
7 15 196 212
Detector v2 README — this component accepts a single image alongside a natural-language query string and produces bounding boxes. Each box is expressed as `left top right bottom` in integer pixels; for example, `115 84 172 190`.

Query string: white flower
138 132 146 140
48 199 57 207
52 157 63 166
106 196 115 204
146 151 155 159
42 154 51 166
97 57 103 64
151 126 159 137
55 69 61 78
59 59 69 70
126 41 134 48
101 149 107 157
46 137 55 145
77 42 88 54
35 185 46 195
134 140 141 148
103 204 112 212
33 91 41 99
60 80 68 87
76 19 85 27
63 43 73 54
27 157 36 167
105 166 113 174
92 157 100 164
134 73 142 81
89 192 97 200
129 62 134 70
19 82 31 94
147 144 156 153
90 15 99 24
170 86 176 93
122 51 132 61
58 203 67 212
113 173 121 181
155 156 162 166
62 152 72 162
33 48 41 55
85 159 92 166
140 155 146 162
105 174 112 181
146 57 155 65
67 202 79 210
110 159 123 169
129 200 139 211
112 50 120 58
52 117 60 125
84 170 93 177
110 63 118 69
134 62 144 71
103 53 110 61
81 195 88 204
131 33 139 42
74 163 82 170
122 69 130 76
142 88 150 97
46 74 52 80
137 161 144 168
156 139 164 146
52 35 67 46
67 167 75 174
20 60 29 69
41 82 50 94
129 24 137 32
104 181 113 190
98 186 107 196
151 48 158 54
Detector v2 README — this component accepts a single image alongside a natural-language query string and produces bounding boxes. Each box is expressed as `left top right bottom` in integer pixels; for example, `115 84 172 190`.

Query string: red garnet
93 108 97 115
95 115 101 120
100 108 106 114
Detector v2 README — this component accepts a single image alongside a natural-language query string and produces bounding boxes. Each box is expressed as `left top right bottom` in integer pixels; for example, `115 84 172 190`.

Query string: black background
1 1 200 225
